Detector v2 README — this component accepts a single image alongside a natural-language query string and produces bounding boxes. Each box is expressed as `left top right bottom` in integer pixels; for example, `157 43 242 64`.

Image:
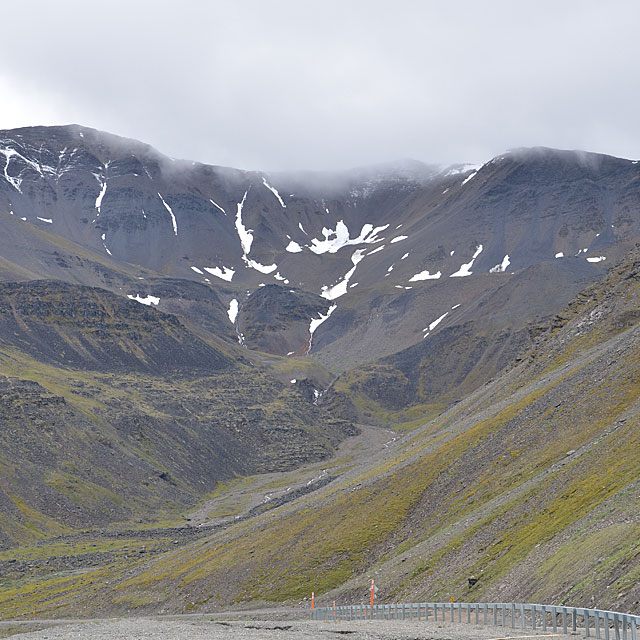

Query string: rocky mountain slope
1 124 640 617
7 243 636 619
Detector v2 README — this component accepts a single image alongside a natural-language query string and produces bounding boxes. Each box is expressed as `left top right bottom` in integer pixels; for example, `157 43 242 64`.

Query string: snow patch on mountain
262 177 286 208
243 258 278 274
321 249 366 300
450 245 483 277
209 199 226 215
36 217 52 224
235 190 252 254
158 193 178 235
489 254 511 273
204 266 235 281
127 294 160 306
390 235 408 243
286 240 303 253
461 171 478 185
191 266 204 274
586 256 606 263
95 179 107 215
426 311 449 332
309 221 388 255
1 149 24 192
309 304 337 336
227 299 239 324
409 269 441 281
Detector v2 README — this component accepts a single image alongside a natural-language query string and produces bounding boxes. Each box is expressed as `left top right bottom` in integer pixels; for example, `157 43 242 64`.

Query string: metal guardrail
312 601 640 640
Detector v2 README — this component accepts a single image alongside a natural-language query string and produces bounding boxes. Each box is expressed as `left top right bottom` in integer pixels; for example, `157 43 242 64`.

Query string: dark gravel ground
0 617 580 640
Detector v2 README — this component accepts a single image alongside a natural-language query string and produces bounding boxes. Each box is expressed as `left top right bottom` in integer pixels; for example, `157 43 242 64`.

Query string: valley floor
0 616 580 640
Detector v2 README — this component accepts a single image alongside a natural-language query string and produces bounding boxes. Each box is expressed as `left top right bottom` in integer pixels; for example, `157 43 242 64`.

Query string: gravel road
4 618 579 640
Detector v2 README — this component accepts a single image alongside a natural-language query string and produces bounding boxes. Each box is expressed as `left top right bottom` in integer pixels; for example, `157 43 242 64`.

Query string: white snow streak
0 149 23 192
95 179 107 214
158 193 178 235
234 189 276 273
461 171 478 185
390 235 408 243
191 266 204 274
306 304 338 354
309 304 337 336
127 294 160 306
236 190 253 256
450 245 483 278
409 269 441 281
209 199 226 214
298 222 308 235
262 177 286 208
204 266 235 281
321 249 366 300
586 256 606 263
227 299 239 324
401 252 409 260
555 252 564 258
36 217 52 224
489 254 511 273
427 312 449 332
367 245 385 256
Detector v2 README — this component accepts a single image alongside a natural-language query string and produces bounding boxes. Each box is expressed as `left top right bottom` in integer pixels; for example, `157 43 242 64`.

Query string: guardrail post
596 611 601 639
615 613 621 640
605 612 611 640
573 608 578 633
543 605 548 632
631 617 637 640
553 606 558 633
468 603 471 624
563 607 568 634
623 615 628 640
493 603 497 626
586 610 591 637
521 604 526 629
533 605 538 630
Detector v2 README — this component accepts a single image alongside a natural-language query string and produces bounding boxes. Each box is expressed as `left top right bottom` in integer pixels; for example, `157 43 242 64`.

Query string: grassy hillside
0 282 355 549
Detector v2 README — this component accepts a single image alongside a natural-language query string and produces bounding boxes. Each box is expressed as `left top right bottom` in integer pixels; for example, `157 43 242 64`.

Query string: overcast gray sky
1 0 639 171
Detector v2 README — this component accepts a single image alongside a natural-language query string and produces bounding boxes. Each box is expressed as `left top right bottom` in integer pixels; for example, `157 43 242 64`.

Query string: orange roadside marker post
311 592 315 611
370 579 375 606
333 600 336 616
